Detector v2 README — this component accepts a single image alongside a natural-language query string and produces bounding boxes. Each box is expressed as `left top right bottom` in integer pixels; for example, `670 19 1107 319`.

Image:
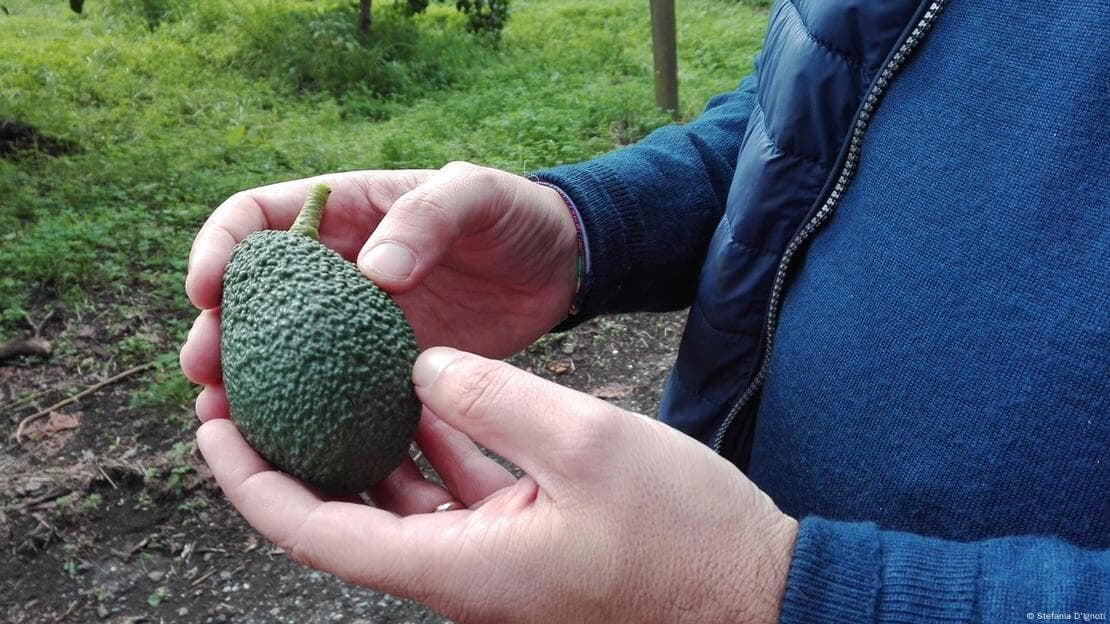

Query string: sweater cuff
780 517 980 624
530 161 637 330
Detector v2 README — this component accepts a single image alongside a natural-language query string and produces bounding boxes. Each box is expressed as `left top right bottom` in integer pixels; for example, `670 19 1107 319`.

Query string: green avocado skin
220 231 419 494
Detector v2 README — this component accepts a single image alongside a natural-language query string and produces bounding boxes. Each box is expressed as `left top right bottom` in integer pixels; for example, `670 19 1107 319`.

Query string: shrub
231 3 488 100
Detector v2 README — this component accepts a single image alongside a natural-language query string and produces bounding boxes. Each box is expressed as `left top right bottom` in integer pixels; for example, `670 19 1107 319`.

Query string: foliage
232 2 487 100
454 0 509 35
69 0 511 36
129 352 195 412
1 0 766 357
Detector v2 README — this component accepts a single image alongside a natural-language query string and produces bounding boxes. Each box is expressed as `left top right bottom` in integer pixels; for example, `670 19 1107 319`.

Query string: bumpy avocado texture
220 185 419 494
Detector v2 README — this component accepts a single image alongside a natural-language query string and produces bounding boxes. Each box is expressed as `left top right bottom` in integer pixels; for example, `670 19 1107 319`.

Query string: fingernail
361 242 416 280
413 347 461 389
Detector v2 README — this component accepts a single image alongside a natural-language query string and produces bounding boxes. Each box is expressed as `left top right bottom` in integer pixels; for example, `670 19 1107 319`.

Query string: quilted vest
660 0 939 459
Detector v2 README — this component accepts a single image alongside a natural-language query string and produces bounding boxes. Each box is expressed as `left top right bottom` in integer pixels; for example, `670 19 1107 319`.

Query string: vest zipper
712 0 948 453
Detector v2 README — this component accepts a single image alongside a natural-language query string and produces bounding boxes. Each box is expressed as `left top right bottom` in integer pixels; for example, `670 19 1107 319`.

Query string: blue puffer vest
537 0 948 457
661 0 939 458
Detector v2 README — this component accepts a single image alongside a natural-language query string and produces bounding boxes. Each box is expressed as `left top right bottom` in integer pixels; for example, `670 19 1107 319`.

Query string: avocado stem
289 183 332 240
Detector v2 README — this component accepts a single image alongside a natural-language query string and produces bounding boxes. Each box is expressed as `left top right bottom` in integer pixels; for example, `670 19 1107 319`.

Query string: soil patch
2 309 686 623
0 120 80 159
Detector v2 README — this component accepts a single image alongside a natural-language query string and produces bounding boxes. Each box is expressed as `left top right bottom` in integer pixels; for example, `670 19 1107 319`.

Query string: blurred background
0 1 766 621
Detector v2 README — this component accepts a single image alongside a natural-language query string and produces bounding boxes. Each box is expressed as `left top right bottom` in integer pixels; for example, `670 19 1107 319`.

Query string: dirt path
1 311 685 623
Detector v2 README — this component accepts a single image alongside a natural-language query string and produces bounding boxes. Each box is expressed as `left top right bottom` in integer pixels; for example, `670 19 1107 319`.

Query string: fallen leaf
545 361 573 375
589 383 635 400
43 411 80 435
19 411 81 440
75 325 98 339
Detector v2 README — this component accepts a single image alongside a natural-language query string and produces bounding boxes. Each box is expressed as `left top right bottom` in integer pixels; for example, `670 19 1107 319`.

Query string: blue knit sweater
538 1 1109 622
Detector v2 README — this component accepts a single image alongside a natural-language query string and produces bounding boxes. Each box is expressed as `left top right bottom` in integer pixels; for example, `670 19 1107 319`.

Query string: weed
134 492 154 511
598 319 624 336
166 463 192 495
62 558 80 578
114 333 160 363
146 586 169 608
130 352 194 411
61 542 81 577
80 492 104 513
178 496 208 512
141 441 197 497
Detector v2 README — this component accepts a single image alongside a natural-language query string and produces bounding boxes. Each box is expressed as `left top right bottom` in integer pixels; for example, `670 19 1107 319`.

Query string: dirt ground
1 310 686 624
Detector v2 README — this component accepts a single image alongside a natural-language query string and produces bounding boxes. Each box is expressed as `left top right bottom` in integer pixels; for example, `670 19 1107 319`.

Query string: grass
0 0 766 404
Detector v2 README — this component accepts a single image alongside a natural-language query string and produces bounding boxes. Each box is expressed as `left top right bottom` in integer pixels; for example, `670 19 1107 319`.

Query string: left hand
196 347 798 624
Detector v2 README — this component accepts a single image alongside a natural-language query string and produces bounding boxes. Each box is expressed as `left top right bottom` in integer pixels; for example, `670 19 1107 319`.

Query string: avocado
219 184 419 494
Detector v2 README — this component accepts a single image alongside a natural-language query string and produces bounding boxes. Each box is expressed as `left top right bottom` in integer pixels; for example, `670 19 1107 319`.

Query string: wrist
531 180 588 318
750 515 799 624
720 512 798 624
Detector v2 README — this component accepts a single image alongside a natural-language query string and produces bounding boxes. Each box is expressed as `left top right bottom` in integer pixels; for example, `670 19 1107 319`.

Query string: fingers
412 347 615 487
357 162 518 292
196 419 328 544
414 411 517 506
187 170 431 310
373 410 520 513
181 308 229 422
186 186 281 311
180 309 221 386
196 419 448 596
194 385 229 422
369 456 456 515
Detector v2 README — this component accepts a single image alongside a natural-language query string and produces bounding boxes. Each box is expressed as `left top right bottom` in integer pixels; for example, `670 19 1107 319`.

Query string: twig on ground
24 309 56 338
16 487 70 511
96 463 119 489
190 567 218 587
0 376 65 414
13 361 155 443
52 599 79 622
1 389 44 414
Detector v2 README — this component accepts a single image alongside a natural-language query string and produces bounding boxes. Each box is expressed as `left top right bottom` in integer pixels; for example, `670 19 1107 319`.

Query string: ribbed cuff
780 518 881 623
780 517 980 624
528 179 591 319
531 161 637 330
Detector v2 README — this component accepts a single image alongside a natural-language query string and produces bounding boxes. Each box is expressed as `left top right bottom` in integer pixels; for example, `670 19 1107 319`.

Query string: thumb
412 347 615 485
357 161 509 292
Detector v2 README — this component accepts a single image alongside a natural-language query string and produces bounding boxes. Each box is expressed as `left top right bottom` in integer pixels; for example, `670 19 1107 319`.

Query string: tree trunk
649 0 679 117
359 0 372 35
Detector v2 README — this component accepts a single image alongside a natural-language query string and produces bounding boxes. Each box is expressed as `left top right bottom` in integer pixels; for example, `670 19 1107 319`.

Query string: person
180 1 1109 622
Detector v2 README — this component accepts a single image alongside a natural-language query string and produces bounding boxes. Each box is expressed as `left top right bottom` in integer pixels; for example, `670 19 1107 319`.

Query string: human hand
180 163 579 420
196 347 798 624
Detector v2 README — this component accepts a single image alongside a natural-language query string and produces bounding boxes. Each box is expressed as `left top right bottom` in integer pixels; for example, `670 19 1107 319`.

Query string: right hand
180 161 580 421
197 347 797 624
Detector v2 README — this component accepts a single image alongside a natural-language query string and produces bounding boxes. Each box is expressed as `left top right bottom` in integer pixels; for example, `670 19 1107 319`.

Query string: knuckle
441 160 476 174
284 504 327 572
443 161 501 195
397 189 458 238
225 190 263 220
408 185 450 211
447 358 512 424
402 187 452 221
559 405 627 466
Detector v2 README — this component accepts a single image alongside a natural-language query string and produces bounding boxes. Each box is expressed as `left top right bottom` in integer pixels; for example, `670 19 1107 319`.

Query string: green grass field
0 0 766 402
